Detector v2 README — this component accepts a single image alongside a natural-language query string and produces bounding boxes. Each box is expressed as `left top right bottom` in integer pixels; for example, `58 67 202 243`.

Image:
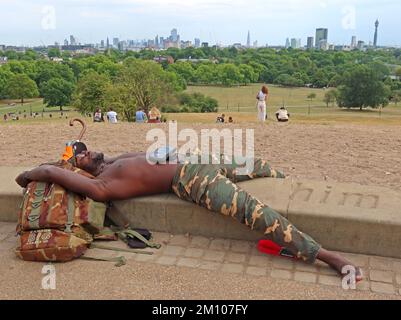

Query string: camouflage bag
15 229 89 262
17 181 107 235
15 163 108 262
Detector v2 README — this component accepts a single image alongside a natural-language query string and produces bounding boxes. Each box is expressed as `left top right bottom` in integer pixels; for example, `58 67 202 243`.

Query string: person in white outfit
106 108 118 124
256 86 268 122
276 107 290 122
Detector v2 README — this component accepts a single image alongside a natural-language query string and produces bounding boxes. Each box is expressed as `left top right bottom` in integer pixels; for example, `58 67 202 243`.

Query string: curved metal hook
69 118 87 141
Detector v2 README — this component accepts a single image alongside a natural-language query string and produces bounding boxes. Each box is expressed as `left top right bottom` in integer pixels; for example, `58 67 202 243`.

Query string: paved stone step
1 167 401 259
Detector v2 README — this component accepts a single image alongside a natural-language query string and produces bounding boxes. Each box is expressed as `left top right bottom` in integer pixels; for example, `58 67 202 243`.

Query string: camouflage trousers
171 158 321 263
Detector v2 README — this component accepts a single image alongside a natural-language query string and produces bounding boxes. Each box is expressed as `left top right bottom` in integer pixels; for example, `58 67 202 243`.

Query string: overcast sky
0 0 399 47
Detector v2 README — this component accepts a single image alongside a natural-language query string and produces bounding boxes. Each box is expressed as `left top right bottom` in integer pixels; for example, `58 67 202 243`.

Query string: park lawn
0 98 82 125
185 84 326 111
2 84 401 126
185 84 401 124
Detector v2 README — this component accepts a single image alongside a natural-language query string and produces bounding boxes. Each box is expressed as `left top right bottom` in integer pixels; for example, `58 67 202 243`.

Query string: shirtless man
15 149 363 282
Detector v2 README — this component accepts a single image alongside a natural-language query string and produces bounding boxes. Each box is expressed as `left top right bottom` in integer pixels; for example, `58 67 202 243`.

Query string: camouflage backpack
15 162 110 263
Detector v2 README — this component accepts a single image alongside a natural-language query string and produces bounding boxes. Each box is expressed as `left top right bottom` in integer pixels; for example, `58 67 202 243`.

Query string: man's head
75 150 105 175
62 141 88 166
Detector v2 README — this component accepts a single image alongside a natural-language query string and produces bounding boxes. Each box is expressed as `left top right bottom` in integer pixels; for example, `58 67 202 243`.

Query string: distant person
106 108 118 124
148 107 162 123
256 86 269 122
228 116 234 123
216 114 225 123
135 108 148 123
93 108 104 123
3 114 7 121
276 107 290 122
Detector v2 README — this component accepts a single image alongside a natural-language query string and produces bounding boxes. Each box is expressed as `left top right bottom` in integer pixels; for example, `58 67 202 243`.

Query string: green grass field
185 84 401 125
1 84 401 125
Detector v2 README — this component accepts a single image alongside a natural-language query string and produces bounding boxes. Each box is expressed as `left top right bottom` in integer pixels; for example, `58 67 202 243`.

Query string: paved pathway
0 222 400 300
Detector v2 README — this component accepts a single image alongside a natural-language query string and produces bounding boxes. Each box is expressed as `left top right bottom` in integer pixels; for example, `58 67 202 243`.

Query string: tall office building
307 37 314 49
171 28 178 42
351 36 357 48
194 38 201 48
106 37 110 49
290 38 301 49
247 31 251 48
155 35 159 47
315 28 328 48
100 40 105 48
113 38 119 48
374 19 379 48
69 35 76 46
285 38 290 48
64 39 69 46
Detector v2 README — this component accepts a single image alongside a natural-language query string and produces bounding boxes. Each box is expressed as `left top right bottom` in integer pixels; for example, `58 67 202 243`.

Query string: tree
72 71 112 115
275 74 303 87
48 48 61 59
217 64 244 86
239 64 258 85
337 66 391 110
5 74 39 104
41 78 75 110
194 64 216 84
0 68 14 99
323 89 338 107
396 67 401 80
307 93 317 102
307 93 317 115
116 58 180 113
391 90 401 106
167 62 195 84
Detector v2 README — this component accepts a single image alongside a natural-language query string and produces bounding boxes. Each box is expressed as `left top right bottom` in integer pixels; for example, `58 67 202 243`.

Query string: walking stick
69 118 87 141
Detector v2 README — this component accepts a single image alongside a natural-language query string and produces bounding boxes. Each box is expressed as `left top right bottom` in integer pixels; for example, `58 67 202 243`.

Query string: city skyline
0 0 400 47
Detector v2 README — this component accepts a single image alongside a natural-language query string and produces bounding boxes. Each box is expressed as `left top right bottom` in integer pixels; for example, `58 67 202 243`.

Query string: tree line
0 47 400 117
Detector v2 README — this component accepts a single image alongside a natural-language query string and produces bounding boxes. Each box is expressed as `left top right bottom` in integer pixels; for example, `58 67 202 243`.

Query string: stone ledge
1 167 401 259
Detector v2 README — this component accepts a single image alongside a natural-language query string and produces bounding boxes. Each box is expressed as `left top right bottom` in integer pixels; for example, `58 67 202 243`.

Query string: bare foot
317 248 363 282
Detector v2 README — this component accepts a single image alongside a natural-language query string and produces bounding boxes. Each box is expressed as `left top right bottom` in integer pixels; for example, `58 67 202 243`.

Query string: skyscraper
155 35 159 48
315 28 328 48
106 37 110 49
113 38 119 48
171 29 178 42
374 19 379 48
307 37 314 49
285 38 290 48
70 35 76 46
351 36 357 48
247 31 251 48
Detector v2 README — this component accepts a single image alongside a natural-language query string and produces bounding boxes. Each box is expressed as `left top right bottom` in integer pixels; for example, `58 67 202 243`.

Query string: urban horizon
1 0 400 48
1 21 399 53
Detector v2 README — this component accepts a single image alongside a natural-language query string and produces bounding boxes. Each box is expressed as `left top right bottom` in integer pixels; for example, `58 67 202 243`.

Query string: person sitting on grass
276 107 290 122
216 114 226 123
16 148 363 283
148 107 162 124
135 108 148 123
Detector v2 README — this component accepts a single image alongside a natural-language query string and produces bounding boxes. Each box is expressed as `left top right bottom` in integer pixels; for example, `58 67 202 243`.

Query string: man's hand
15 171 32 188
15 166 53 188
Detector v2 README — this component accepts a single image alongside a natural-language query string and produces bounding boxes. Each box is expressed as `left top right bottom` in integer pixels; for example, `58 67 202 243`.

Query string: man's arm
16 166 109 202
